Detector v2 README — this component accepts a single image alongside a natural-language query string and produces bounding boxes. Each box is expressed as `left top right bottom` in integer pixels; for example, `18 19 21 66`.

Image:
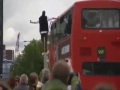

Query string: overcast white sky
3 0 81 52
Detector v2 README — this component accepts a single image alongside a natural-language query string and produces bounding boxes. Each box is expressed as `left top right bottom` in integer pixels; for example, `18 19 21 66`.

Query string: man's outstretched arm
30 20 39 24
47 17 58 21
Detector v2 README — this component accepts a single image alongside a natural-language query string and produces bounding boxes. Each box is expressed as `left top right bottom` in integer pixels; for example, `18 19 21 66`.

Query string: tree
10 39 44 76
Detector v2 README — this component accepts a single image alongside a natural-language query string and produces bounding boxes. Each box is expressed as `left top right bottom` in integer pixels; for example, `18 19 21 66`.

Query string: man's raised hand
30 20 32 23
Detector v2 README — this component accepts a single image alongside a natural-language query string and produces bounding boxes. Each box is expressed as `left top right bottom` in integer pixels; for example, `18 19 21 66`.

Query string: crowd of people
0 59 114 90
0 59 81 90
0 72 43 90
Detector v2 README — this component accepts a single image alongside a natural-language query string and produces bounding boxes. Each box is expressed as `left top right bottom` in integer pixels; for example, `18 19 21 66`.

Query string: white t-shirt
67 85 71 90
40 31 48 34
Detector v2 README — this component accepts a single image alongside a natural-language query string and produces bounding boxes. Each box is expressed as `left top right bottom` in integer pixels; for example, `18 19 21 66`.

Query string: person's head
88 11 97 19
7 77 16 89
52 60 70 85
42 11 45 16
41 68 50 84
29 72 38 86
15 75 20 84
64 58 73 73
20 74 28 85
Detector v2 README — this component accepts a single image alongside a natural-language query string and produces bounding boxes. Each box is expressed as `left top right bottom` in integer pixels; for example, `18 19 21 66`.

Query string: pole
33 41 36 72
43 37 49 69
43 53 48 68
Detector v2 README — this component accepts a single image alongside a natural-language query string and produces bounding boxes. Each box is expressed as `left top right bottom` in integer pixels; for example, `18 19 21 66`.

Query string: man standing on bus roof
30 10 56 52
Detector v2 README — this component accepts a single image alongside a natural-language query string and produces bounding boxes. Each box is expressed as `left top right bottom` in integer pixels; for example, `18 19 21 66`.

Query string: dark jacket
39 16 48 32
28 85 36 90
14 84 29 90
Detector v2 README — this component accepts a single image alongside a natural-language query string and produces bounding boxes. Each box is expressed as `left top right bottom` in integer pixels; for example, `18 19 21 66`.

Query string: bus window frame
50 8 73 44
81 8 120 30
82 62 120 76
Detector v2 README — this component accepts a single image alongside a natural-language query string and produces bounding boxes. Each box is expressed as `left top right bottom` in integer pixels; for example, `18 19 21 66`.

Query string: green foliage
10 39 44 76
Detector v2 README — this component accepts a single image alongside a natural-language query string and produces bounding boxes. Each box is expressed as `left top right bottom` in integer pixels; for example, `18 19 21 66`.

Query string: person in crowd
41 69 50 84
15 75 20 86
7 77 16 90
67 73 74 90
42 60 70 90
14 74 28 90
37 79 43 90
29 72 43 90
65 58 82 90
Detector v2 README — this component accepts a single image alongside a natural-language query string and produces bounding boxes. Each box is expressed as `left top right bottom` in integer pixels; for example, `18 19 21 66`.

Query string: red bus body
49 0 120 90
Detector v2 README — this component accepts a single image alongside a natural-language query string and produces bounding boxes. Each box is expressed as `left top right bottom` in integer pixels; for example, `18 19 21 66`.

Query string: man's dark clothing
39 16 48 33
39 15 48 52
14 84 29 90
28 85 37 90
41 33 48 52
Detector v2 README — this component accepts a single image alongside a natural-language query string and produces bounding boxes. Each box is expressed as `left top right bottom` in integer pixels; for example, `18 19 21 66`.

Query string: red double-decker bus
49 0 120 89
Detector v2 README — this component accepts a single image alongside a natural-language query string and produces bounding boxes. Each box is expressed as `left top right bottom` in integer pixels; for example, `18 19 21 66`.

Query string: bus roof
51 0 120 26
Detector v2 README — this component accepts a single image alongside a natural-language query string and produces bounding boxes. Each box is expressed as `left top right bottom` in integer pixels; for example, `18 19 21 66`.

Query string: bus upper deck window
82 9 120 29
